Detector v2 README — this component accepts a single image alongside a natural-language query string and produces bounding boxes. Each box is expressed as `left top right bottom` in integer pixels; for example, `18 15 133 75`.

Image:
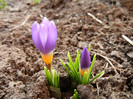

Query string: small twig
108 58 122 67
96 82 99 97
99 77 110 80
9 15 30 31
122 34 133 46
40 14 43 18
92 74 94 78
97 53 119 75
105 63 108 68
92 52 119 75
87 12 104 25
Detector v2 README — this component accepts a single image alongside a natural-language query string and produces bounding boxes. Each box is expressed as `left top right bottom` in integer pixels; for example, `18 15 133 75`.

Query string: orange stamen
80 68 89 76
41 53 53 70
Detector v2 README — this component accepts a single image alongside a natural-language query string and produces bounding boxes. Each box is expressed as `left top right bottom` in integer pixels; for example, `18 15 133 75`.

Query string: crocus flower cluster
31 17 57 70
80 46 91 76
61 45 104 85
32 17 104 92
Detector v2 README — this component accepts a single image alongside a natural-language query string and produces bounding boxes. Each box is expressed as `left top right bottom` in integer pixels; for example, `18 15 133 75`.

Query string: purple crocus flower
31 17 57 70
80 46 91 75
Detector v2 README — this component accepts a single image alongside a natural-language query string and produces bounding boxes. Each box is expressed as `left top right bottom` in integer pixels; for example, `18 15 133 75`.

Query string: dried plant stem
122 34 133 46
96 82 99 97
93 52 119 75
87 12 104 25
105 63 108 68
9 15 30 31
108 57 122 67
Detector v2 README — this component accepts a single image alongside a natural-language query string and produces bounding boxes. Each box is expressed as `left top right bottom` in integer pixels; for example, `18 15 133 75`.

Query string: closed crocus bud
80 46 91 76
31 17 57 70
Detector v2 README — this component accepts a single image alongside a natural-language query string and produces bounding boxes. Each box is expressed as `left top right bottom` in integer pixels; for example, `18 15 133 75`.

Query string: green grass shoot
0 0 7 10
34 0 40 4
73 89 79 99
44 66 60 88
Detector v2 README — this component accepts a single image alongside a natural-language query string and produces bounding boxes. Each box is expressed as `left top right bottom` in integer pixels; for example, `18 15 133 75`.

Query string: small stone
82 25 89 30
78 42 87 48
77 32 83 36
111 50 124 60
122 61 130 69
111 50 120 56
77 37 83 41
71 39 78 47
127 51 133 58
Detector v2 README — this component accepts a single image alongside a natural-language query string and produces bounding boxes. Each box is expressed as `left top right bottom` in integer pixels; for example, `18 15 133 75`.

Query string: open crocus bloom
31 17 57 70
80 46 91 76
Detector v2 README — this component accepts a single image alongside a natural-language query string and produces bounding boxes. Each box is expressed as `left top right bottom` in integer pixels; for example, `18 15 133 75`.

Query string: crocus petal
31 21 39 45
31 17 58 70
42 17 50 25
39 24 48 53
80 46 91 69
45 21 57 54
32 21 44 53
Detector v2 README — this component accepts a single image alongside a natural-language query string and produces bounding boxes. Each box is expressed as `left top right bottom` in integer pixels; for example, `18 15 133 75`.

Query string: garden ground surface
0 0 133 99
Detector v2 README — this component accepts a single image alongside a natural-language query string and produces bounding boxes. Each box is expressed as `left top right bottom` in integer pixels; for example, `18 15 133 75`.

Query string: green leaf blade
60 59 72 77
67 52 79 78
57 72 60 88
90 70 104 83
54 70 58 87
88 44 91 53
88 54 96 82
34 0 40 4
82 72 88 84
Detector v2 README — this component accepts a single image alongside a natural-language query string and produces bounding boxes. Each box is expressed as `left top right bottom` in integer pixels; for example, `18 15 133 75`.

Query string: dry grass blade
9 15 31 31
87 12 104 25
92 52 119 75
96 82 99 97
122 34 133 46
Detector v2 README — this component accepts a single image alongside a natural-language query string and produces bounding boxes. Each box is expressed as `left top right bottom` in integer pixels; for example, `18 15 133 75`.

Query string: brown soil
0 0 133 99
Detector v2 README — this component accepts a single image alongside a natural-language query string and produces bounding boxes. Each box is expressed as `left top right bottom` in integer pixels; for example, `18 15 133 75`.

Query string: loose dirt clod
77 84 95 99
